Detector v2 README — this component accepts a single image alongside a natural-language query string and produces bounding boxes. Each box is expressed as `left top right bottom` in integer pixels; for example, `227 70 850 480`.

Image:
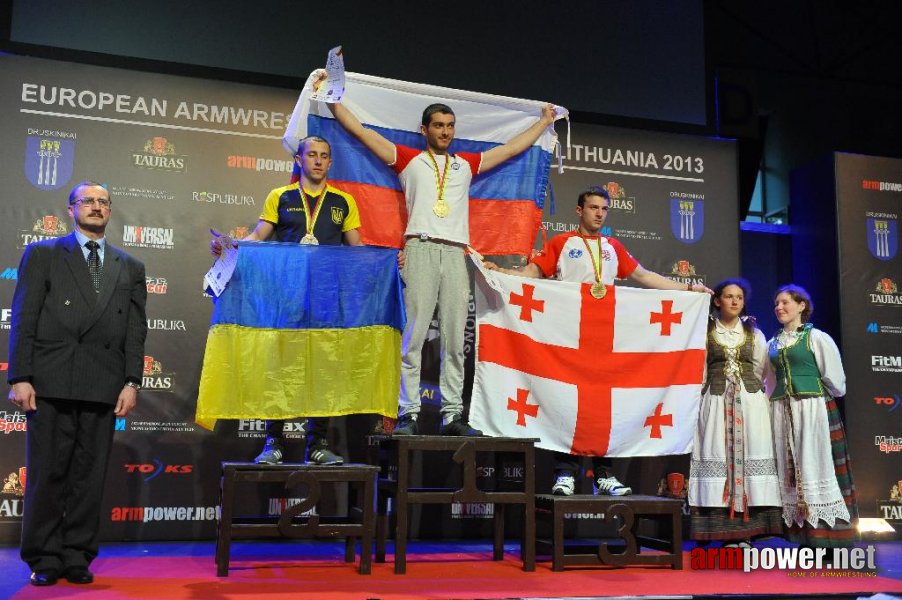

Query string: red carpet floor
3 543 901 599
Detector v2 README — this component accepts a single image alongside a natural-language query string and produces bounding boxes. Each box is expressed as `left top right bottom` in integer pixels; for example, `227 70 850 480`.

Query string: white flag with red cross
470 259 708 457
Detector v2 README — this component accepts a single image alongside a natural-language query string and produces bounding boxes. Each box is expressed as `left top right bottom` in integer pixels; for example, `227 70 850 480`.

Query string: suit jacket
8 232 148 405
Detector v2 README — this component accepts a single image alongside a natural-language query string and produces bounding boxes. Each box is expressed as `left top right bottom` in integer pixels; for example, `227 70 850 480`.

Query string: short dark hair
296 135 331 156
68 180 110 205
775 284 814 323
577 187 610 208
421 103 455 127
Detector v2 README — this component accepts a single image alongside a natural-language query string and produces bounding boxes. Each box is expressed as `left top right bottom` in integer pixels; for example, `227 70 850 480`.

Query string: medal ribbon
426 151 451 204
580 235 604 284
300 186 328 237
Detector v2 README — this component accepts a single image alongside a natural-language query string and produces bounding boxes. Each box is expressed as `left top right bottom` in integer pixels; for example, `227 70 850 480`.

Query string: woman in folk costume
689 279 782 547
768 284 858 548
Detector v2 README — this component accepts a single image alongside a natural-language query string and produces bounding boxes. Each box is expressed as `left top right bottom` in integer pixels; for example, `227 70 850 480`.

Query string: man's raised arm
326 102 396 165
479 104 557 173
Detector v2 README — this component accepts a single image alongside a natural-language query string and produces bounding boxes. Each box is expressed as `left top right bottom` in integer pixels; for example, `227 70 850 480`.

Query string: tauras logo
142 355 174 391
0 499 24 519
124 461 192 481
132 137 187 173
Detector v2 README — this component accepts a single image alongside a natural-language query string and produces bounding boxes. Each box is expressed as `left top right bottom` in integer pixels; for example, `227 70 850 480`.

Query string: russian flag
284 71 565 256
195 242 405 430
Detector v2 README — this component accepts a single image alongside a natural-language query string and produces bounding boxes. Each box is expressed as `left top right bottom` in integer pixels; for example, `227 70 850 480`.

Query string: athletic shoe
440 418 482 436
254 437 283 465
551 472 575 496
392 415 418 436
307 443 344 465
594 475 632 496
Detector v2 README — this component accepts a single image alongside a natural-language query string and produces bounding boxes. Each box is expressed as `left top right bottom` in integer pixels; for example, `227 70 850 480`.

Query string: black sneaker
440 418 482 436
392 415 418 435
307 443 344 465
254 437 283 464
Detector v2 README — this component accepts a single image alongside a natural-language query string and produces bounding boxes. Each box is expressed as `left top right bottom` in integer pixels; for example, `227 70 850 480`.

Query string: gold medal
300 233 319 245
432 199 450 218
590 282 606 299
426 150 452 218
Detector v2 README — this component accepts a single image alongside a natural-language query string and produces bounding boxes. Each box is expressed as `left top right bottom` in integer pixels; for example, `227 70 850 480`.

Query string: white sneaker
594 475 632 496
551 473 575 496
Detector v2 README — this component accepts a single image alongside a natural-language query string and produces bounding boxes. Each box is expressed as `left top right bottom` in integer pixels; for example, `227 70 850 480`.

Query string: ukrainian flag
195 242 404 430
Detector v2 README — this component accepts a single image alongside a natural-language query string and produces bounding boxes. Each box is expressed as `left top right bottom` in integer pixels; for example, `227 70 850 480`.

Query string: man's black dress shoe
63 566 94 584
30 569 59 586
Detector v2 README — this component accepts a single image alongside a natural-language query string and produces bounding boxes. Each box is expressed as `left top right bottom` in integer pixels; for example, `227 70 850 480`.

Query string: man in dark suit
7 180 147 587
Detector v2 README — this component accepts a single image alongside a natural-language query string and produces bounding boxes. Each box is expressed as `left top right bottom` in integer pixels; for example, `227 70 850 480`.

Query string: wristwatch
125 381 142 391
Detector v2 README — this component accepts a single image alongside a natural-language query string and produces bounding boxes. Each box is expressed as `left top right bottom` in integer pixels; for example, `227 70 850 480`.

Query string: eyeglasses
72 197 112 208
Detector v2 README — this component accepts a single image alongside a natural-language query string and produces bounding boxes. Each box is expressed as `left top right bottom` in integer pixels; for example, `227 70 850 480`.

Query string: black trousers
553 451 613 478
21 397 115 571
265 418 328 444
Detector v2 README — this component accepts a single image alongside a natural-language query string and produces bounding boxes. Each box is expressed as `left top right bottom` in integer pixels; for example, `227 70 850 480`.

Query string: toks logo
124 460 193 481
142 356 174 391
132 137 187 172
874 395 901 413
18 215 68 248
24 134 75 190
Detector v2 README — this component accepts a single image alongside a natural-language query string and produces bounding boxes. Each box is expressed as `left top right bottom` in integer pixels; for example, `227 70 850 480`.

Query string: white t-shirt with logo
392 144 482 245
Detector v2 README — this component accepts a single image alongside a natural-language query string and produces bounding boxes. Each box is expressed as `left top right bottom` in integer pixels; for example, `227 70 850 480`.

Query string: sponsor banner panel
835 153 902 518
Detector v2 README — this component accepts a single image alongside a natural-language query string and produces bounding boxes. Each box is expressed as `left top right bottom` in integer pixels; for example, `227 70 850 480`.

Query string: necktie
86 240 102 292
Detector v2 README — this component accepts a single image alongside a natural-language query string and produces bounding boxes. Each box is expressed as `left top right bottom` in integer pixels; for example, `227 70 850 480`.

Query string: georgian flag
470 259 708 456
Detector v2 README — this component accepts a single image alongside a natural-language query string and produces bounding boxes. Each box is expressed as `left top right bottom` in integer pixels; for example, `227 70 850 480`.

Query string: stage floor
1 537 900 599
